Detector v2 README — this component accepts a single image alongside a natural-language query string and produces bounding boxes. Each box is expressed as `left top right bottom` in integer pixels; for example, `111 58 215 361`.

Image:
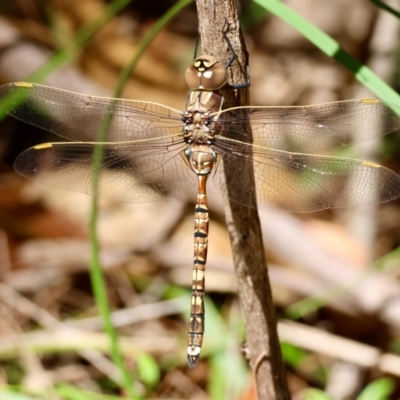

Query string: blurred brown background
1 0 400 399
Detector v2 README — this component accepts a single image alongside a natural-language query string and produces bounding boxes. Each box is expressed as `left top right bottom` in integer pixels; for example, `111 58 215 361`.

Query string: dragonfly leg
192 30 200 62
221 18 250 89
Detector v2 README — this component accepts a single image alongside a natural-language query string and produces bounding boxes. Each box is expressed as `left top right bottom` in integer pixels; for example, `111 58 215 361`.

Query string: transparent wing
213 137 400 212
215 99 400 154
0 82 183 142
14 137 195 203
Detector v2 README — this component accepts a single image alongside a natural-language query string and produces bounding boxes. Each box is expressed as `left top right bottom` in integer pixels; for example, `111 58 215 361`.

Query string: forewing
215 99 400 154
213 137 400 212
0 82 183 142
14 137 195 203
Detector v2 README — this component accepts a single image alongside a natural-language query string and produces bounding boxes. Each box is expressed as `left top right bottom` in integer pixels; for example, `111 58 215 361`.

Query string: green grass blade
88 1 192 398
254 4 400 317
28 0 131 83
113 0 193 98
302 388 335 400
0 389 39 400
0 0 131 122
368 0 400 19
254 0 400 104
207 302 248 400
356 377 395 400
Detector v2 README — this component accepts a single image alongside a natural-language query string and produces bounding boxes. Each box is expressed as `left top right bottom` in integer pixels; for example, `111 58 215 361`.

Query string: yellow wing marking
34 143 53 150
15 82 34 88
361 160 381 168
361 99 380 104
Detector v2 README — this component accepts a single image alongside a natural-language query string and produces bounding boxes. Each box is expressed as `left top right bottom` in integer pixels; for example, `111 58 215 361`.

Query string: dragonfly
2 36 400 369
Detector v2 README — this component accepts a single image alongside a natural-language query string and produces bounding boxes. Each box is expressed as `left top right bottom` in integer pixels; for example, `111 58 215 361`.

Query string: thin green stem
88 0 192 398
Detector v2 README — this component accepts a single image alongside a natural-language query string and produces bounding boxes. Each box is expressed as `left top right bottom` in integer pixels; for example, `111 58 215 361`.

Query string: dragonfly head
185 55 228 90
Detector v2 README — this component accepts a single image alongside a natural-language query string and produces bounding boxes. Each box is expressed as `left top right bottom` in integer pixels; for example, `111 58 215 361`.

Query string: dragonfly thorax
186 90 223 114
183 90 223 143
185 55 228 90
184 144 217 176
182 109 216 144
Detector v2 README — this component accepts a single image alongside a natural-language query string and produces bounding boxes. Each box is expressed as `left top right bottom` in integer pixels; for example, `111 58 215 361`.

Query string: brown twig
195 1 290 398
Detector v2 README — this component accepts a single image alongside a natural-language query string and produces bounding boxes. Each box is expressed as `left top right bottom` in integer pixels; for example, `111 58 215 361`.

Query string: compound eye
200 62 228 90
185 64 200 90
